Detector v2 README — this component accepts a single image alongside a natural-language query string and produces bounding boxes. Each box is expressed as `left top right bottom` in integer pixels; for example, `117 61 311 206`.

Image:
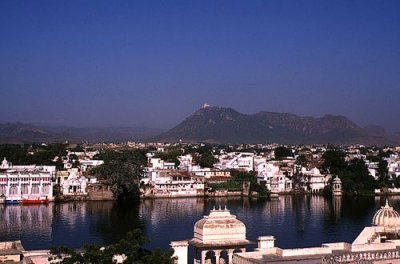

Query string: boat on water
20 197 49 205
5 199 20 205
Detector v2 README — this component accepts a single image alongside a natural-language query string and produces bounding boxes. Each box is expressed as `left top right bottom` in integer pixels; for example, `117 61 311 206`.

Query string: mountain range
0 123 163 144
0 106 398 145
153 106 398 145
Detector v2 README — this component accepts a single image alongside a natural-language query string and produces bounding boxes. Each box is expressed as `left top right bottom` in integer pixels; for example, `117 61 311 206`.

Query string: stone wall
141 189 205 198
322 242 352 251
0 240 23 262
206 190 242 197
281 246 332 257
87 184 114 200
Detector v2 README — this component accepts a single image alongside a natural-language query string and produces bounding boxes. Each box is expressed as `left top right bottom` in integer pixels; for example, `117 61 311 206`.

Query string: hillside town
1 142 400 203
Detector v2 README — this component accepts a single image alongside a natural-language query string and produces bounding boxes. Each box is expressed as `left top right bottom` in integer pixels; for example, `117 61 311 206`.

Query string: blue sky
1 1 399 131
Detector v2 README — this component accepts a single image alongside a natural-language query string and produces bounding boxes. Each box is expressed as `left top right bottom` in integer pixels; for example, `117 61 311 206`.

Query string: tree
0 143 67 169
68 154 80 168
68 145 84 152
91 150 147 201
153 149 182 167
321 149 347 175
340 158 377 194
0 144 28 164
274 146 293 160
49 229 174 264
394 176 400 188
378 149 394 158
209 170 268 197
377 159 389 183
367 155 389 185
295 154 308 167
198 152 216 168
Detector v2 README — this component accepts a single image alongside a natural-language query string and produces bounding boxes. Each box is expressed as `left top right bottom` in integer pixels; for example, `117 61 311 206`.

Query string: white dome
332 176 341 184
372 200 400 228
191 207 249 247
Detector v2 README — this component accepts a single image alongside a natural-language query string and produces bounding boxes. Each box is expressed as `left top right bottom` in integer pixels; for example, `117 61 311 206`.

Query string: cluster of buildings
139 143 400 198
0 148 106 203
1 142 400 201
141 147 333 197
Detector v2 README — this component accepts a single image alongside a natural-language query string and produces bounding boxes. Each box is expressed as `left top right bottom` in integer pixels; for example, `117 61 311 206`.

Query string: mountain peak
193 105 241 118
153 106 394 145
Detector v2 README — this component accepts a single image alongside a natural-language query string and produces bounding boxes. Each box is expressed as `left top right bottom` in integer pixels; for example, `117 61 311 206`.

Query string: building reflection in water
0 201 141 250
139 198 205 227
0 204 53 241
57 202 88 229
333 195 342 221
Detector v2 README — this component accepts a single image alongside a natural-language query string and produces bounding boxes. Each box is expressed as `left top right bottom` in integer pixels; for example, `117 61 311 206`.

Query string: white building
215 152 254 172
365 160 379 180
61 168 91 196
0 172 53 201
0 158 54 201
388 160 400 178
79 159 104 173
256 163 292 193
141 169 204 197
148 157 175 170
178 154 194 171
300 167 329 193
192 168 231 179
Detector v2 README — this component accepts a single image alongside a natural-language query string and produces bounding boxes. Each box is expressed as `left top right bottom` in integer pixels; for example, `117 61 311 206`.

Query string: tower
332 176 342 196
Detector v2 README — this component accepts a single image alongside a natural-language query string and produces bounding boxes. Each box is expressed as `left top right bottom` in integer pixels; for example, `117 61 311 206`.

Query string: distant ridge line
152 105 398 146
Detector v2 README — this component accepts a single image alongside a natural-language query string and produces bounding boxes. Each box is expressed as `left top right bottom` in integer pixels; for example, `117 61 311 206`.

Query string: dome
333 176 341 184
1 157 9 168
372 200 400 228
191 207 249 247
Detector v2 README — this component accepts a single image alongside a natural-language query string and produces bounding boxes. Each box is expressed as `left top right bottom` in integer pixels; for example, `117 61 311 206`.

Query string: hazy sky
1 1 399 131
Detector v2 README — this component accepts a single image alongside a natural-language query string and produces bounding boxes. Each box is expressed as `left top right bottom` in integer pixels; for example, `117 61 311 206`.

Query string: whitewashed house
148 157 175 170
61 169 90 196
0 158 54 201
141 169 204 197
79 159 104 173
257 162 292 193
300 167 329 193
215 152 254 172
178 154 194 172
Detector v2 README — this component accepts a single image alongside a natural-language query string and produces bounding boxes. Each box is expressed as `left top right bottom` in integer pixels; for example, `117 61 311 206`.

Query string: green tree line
49 229 174 264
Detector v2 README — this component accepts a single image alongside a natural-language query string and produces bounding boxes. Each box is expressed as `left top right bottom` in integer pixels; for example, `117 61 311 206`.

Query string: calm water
0 196 396 251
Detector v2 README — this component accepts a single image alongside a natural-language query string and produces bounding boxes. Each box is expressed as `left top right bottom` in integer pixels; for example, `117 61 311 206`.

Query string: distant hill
46 126 164 143
0 123 57 144
153 106 397 145
2 108 398 145
0 123 164 144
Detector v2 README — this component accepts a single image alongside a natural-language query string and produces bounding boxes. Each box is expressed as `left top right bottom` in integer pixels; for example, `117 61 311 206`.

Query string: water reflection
0 204 53 240
140 198 205 227
332 196 342 221
0 196 394 251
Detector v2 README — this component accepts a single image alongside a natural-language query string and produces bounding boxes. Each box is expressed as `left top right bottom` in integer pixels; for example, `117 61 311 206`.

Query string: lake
0 195 394 252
